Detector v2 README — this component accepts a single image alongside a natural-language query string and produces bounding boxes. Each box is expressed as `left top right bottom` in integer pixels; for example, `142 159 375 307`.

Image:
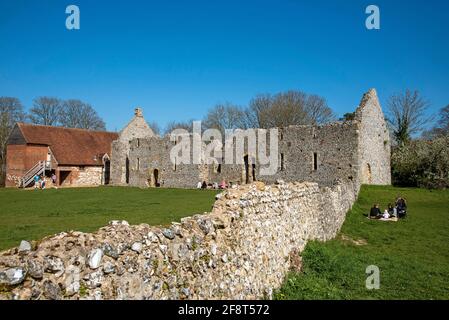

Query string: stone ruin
0 89 391 300
110 89 391 189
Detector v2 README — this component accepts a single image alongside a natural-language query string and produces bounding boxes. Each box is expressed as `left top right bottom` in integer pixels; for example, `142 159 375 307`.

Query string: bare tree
304 94 335 124
164 120 195 135
148 121 161 136
246 90 335 128
203 103 248 134
60 99 106 130
422 104 449 139
29 97 62 126
0 97 26 186
387 89 431 145
246 94 273 128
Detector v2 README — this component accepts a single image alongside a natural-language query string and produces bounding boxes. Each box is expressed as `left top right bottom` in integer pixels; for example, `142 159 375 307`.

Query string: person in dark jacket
369 204 382 219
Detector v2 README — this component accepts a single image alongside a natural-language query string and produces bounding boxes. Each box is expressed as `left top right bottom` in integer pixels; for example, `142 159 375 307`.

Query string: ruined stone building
5 124 118 187
110 89 391 189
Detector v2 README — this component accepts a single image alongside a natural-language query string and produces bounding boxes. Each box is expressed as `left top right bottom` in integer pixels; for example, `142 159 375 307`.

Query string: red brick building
5 123 118 187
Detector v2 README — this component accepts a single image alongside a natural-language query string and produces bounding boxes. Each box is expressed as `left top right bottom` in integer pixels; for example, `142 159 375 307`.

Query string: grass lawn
0 186 218 251
275 185 449 300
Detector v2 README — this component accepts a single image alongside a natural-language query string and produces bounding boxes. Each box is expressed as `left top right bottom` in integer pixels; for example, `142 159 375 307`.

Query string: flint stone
64 265 80 296
103 262 115 274
147 232 159 243
43 280 61 300
84 270 103 289
198 219 214 235
27 260 44 279
88 249 103 269
44 256 64 275
162 228 175 240
103 243 119 259
109 220 129 226
131 242 143 253
0 267 27 286
18 240 32 253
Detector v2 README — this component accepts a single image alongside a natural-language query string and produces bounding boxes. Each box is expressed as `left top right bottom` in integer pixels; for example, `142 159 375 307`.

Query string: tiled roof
17 123 118 166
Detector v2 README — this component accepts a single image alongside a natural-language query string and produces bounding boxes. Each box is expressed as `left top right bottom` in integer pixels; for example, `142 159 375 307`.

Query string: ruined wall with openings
118 89 390 190
110 108 155 186
355 89 391 185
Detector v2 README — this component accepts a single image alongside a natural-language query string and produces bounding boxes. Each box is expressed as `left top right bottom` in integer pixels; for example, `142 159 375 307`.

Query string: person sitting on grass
388 203 397 217
395 196 408 218
369 204 382 219
382 209 390 219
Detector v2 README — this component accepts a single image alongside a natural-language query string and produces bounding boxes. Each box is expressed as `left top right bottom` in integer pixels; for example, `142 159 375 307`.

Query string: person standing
33 174 40 189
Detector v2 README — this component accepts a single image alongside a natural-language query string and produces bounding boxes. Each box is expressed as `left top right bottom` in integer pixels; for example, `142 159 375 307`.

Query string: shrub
391 135 449 188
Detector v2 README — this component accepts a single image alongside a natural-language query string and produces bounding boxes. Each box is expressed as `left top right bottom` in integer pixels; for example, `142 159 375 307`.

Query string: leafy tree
391 135 449 189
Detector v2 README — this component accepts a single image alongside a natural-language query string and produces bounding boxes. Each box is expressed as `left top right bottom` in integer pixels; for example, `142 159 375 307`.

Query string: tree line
1 89 448 188
161 90 336 136
386 89 449 188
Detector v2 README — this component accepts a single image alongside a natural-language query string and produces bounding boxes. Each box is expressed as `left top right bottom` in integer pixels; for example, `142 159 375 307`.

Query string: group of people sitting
369 196 407 220
197 179 233 190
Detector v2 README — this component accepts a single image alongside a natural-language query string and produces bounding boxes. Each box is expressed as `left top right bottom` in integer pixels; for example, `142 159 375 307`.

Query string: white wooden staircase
21 161 50 188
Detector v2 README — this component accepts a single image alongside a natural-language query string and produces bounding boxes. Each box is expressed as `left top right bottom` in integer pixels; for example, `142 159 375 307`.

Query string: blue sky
0 0 448 131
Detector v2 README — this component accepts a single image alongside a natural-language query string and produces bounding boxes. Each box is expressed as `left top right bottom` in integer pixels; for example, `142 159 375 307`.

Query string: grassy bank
275 185 449 300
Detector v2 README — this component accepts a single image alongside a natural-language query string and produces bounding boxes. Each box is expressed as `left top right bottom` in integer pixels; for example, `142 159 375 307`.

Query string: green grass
0 186 218 251
275 185 449 300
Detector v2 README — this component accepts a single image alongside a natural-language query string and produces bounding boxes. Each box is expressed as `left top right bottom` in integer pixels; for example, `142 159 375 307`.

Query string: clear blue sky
1 0 448 131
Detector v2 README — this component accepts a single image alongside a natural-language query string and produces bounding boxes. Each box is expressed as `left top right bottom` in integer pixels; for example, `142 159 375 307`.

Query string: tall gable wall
355 89 391 185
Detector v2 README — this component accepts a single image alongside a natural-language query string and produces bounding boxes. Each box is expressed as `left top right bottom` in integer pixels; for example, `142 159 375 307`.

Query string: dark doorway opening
153 169 159 187
59 171 71 186
244 155 249 184
125 157 130 184
104 160 110 185
252 163 256 182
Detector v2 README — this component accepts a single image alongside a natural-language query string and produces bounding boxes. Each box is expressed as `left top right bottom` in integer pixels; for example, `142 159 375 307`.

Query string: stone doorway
243 155 256 184
153 169 160 187
363 163 372 184
244 155 249 184
103 160 110 185
125 157 130 184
